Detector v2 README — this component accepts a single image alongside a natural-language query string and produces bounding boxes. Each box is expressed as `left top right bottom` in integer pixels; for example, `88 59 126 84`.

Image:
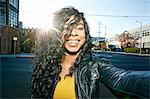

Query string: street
0 52 150 98
93 51 150 71
1 55 34 98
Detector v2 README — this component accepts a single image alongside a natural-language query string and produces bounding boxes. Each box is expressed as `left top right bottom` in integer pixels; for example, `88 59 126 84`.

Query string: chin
68 48 79 53
65 48 80 55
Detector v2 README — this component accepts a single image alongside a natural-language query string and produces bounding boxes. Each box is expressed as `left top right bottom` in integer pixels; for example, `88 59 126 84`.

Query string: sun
20 0 67 32
40 14 54 32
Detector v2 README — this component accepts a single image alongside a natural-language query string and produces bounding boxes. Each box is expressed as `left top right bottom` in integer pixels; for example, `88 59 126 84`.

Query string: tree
118 31 139 48
21 28 37 53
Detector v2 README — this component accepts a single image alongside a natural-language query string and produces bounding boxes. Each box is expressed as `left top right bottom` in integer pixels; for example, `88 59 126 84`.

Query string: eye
77 27 84 30
76 24 84 30
76 25 84 30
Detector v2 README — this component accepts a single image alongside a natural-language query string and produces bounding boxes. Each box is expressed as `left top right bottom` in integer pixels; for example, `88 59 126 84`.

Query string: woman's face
62 16 85 53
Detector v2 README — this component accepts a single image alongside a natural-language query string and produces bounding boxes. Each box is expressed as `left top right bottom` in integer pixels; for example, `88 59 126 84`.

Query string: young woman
31 7 149 99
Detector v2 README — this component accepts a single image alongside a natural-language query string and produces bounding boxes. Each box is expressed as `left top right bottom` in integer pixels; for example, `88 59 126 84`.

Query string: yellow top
53 75 76 99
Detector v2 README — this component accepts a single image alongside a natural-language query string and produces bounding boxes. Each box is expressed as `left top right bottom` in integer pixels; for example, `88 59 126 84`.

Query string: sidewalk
0 53 35 58
110 51 150 57
93 50 150 57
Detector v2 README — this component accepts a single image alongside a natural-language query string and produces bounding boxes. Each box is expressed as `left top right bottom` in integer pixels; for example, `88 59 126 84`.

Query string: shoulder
89 55 111 80
91 53 112 68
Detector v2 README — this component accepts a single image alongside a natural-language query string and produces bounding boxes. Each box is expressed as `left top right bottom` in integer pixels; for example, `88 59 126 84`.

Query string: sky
19 0 150 37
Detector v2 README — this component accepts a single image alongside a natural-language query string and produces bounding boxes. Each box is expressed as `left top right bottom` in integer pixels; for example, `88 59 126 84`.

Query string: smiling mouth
66 40 80 46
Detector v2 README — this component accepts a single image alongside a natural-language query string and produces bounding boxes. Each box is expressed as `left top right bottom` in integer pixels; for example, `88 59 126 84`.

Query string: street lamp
98 22 102 50
98 22 102 38
13 36 17 54
136 20 142 54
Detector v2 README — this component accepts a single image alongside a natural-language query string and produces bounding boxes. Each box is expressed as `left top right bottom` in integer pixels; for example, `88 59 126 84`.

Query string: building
128 24 150 49
0 26 20 53
128 24 150 53
107 24 150 53
0 0 20 54
91 37 105 44
106 35 121 48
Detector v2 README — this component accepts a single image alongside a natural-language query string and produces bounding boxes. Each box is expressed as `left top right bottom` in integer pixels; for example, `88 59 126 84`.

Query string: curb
0 54 35 58
93 50 150 57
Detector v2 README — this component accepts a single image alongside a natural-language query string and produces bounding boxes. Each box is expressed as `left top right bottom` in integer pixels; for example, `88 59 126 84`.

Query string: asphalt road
93 51 150 71
1 56 34 98
0 52 150 98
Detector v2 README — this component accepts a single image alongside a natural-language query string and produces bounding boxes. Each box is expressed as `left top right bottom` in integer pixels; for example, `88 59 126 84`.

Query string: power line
20 10 150 18
86 14 150 18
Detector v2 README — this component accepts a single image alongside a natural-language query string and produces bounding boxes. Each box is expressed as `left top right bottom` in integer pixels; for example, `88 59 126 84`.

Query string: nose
70 29 78 37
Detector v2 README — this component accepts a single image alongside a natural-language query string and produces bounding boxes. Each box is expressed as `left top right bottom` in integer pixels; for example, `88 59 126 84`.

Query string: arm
98 59 150 98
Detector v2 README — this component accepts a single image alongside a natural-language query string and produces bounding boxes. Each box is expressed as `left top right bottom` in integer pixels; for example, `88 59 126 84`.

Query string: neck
60 52 80 76
64 53 79 63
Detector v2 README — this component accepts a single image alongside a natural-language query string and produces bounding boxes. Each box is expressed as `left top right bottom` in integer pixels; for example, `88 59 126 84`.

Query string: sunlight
20 0 67 32
40 14 54 32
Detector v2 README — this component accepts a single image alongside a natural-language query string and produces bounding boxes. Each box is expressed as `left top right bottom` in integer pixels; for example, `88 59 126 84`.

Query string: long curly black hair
31 7 92 98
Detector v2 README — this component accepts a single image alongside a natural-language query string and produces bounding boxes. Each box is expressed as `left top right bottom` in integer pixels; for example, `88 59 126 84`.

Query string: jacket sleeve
97 59 150 98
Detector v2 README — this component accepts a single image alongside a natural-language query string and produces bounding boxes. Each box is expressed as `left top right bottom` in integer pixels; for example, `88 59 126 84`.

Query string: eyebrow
77 23 84 26
64 23 83 26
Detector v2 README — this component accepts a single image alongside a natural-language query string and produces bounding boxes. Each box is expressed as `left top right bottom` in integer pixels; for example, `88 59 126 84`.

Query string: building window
143 42 150 48
0 7 6 25
9 9 18 27
147 32 149 36
9 0 19 9
143 30 145 36
142 29 150 36
0 0 6 2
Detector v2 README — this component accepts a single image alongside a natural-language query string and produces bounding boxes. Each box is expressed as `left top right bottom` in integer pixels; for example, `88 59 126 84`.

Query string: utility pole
98 22 101 38
105 26 107 42
104 26 107 50
98 22 102 50
136 21 142 54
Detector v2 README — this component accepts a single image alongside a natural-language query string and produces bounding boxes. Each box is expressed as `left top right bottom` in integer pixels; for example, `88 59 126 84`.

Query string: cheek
80 37 85 45
80 33 86 44
61 32 66 43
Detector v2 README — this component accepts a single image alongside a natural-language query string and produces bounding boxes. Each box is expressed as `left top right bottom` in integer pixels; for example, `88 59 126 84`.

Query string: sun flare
41 14 54 32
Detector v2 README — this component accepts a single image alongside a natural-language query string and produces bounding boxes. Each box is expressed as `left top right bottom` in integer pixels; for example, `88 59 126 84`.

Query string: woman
31 7 149 98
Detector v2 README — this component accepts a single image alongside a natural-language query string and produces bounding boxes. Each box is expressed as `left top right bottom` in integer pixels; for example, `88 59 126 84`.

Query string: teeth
67 40 79 46
68 40 79 43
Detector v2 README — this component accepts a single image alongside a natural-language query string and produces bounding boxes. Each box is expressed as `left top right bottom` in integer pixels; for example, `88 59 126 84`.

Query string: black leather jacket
48 52 150 99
